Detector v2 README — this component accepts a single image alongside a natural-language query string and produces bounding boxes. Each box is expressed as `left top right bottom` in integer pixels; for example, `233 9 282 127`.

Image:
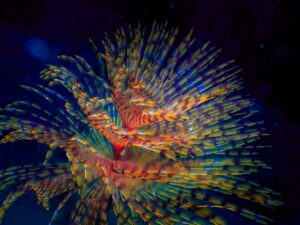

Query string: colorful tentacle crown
0 23 281 225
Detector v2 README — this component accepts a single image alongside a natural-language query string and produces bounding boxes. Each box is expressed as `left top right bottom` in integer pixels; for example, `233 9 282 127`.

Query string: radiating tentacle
0 23 281 225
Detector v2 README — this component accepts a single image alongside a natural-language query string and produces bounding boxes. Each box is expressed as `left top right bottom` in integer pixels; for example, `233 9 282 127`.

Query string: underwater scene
0 1 299 224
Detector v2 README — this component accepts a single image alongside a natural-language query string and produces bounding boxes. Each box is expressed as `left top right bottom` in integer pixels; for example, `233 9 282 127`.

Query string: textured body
0 23 281 224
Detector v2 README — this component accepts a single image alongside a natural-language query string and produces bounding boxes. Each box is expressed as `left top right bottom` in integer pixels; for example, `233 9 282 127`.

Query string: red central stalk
113 125 134 160
113 144 125 160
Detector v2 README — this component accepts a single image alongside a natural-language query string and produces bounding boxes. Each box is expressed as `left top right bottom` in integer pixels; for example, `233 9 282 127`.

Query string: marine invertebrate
0 23 281 225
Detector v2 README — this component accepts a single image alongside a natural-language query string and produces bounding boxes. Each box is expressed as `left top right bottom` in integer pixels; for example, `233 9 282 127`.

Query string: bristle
0 23 281 225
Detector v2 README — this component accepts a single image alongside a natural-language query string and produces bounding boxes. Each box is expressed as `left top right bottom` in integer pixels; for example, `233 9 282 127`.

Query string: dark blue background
0 0 299 224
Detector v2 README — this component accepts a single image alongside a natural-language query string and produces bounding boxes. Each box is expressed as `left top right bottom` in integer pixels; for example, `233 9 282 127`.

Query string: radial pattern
0 23 281 225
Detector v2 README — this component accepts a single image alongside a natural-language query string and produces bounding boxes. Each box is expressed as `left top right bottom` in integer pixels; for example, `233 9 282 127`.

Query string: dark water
0 0 299 224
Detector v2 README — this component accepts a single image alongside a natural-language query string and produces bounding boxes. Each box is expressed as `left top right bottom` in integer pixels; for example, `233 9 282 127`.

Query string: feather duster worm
0 23 281 225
